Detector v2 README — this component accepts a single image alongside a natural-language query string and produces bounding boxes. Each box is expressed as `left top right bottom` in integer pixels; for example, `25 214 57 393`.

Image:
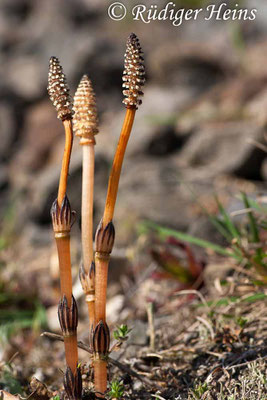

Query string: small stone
133 381 142 391
46 304 60 333
127 320 148 346
106 295 124 324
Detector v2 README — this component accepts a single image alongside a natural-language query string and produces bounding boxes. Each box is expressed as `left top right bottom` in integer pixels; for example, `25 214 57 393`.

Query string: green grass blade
197 297 239 307
241 192 260 243
238 195 267 213
242 293 267 302
141 221 239 259
197 293 267 308
207 214 234 243
215 196 241 240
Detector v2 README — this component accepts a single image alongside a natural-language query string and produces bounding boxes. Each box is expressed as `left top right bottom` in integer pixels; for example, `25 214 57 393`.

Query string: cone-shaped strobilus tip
73 75 99 139
48 56 73 121
48 57 74 205
122 33 145 109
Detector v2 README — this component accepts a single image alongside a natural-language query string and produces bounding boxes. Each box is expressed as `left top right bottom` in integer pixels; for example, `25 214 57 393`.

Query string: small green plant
190 381 209 399
108 380 124 399
0 364 23 395
0 201 16 251
50 396 60 400
113 324 131 341
235 316 247 329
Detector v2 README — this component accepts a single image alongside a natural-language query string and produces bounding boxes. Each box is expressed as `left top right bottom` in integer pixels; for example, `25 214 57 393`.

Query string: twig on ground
151 395 166 400
174 289 210 310
41 332 152 385
226 355 267 370
225 353 267 370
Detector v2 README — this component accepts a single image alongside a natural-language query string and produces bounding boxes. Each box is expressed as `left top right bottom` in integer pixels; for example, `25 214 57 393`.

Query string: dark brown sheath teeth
58 295 78 336
73 75 99 138
63 365 82 400
51 196 72 233
48 56 73 121
92 320 110 357
95 219 115 255
89 260 95 279
79 262 95 294
122 33 145 109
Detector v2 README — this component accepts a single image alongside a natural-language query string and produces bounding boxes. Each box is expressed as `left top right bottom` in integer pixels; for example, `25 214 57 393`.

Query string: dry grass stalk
48 56 78 377
73 75 99 338
93 32 145 395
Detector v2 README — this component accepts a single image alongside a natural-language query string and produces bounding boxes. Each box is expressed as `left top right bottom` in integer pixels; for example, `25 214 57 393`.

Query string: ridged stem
94 256 109 323
81 143 96 328
92 108 136 396
53 118 77 376
82 144 95 270
64 335 78 375
58 119 73 206
55 237 73 305
94 359 107 399
102 108 136 226
55 238 78 376
94 107 135 326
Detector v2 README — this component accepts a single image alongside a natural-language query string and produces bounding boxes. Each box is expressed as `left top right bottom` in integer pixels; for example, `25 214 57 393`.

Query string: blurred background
0 0 266 387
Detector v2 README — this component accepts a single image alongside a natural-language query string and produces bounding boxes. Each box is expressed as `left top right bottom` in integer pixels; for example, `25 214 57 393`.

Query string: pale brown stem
58 119 73 206
94 359 107 398
94 256 109 323
82 144 95 273
102 108 136 226
88 302 95 330
81 141 96 330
